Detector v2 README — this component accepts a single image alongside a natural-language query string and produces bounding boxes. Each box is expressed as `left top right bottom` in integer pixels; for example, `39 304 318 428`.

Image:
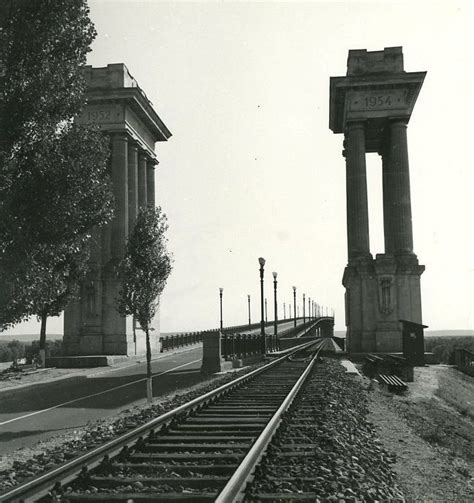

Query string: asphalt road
0 321 306 454
0 346 204 454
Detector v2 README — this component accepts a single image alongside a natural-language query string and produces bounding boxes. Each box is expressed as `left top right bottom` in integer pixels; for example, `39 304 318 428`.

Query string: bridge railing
279 316 334 339
279 319 317 339
454 348 474 376
221 333 265 360
220 317 304 335
160 331 203 352
220 318 334 359
159 316 323 354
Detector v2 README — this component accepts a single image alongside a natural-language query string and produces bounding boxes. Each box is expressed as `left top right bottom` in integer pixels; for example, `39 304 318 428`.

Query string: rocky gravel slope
246 358 404 501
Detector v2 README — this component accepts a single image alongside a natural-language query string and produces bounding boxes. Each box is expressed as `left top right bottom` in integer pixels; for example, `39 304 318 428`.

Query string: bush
425 336 474 364
0 339 63 363
0 340 26 362
24 340 63 361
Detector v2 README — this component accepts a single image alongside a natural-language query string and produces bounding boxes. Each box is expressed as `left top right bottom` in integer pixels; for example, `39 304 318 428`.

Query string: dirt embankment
367 365 474 502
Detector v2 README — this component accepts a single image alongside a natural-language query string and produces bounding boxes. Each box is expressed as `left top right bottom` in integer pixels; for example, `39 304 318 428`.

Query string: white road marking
0 359 201 427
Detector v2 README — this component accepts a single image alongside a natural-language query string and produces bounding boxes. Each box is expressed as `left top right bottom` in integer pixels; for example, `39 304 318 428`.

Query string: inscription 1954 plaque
347 89 407 112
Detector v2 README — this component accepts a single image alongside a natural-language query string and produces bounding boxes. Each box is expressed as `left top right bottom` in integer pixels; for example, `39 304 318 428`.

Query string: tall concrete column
384 120 414 254
127 142 138 232
344 121 370 259
381 151 394 253
110 134 129 258
138 152 148 208
146 160 155 208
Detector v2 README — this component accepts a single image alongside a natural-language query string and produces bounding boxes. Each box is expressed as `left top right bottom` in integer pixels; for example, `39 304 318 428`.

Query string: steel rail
215 345 322 503
0 339 317 503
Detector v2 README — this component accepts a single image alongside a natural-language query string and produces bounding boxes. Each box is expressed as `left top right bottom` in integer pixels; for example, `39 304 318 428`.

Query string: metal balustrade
221 333 266 360
159 331 203 352
454 348 474 376
158 317 331 355
219 318 335 360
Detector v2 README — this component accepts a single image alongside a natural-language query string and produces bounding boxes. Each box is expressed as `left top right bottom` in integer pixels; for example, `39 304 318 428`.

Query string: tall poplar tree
118 207 172 403
0 0 114 365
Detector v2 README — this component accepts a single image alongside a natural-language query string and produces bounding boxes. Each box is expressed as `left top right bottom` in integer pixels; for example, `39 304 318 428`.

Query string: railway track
244 363 330 500
1 340 329 503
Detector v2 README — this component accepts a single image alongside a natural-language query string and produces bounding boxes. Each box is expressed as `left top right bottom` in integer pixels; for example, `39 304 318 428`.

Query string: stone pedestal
343 253 424 353
330 47 426 353
63 64 171 358
201 331 227 374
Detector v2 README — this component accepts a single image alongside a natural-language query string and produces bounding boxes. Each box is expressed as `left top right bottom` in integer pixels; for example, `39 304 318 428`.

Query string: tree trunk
39 312 47 367
145 326 152 403
133 319 137 355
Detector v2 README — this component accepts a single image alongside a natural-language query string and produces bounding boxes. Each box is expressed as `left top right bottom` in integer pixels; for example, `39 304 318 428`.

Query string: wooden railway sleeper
78 465 91 484
134 436 145 451
1 348 320 502
117 445 130 461
99 454 112 470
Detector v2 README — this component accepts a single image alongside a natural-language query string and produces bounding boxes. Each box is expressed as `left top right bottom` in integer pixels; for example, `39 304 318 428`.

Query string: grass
436 368 474 419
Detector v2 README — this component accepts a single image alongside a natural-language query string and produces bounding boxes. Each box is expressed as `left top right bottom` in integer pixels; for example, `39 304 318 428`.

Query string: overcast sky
8 0 474 335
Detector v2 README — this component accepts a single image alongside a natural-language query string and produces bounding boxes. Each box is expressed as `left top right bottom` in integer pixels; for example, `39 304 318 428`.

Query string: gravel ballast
246 358 404 501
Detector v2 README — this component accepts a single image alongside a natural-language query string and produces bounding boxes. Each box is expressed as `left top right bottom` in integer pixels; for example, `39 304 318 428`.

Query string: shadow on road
0 427 81 442
0 368 214 415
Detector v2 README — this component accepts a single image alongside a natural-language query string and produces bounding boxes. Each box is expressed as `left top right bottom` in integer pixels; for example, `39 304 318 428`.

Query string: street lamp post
292 286 297 327
258 257 266 353
308 297 311 320
265 298 268 324
283 302 286 320
303 293 306 323
219 287 223 331
273 272 278 351
247 294 251 326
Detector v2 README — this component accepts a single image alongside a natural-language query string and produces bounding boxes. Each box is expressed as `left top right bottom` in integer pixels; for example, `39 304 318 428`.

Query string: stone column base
343 254 424 354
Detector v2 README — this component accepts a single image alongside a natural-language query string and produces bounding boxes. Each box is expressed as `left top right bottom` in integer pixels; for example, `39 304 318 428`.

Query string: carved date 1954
364 95 393 107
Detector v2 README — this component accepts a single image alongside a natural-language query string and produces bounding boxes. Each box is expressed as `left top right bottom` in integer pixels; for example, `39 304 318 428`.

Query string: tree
118 207 173 403
0 123 114 365
0 0 96 149
0 0 114 365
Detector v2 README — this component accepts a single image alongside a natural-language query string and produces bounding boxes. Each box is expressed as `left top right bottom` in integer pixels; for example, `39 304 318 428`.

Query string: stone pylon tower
63 64 171 357
329 47 425 353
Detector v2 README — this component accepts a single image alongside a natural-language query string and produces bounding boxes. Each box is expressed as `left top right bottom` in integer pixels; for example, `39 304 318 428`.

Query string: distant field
334 330 474 338
0 333 63 343
425 330 474 337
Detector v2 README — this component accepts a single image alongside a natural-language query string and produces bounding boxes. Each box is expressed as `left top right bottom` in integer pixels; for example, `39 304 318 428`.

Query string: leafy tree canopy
0 0 114 335
0 0 96 149
118 207 173 332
